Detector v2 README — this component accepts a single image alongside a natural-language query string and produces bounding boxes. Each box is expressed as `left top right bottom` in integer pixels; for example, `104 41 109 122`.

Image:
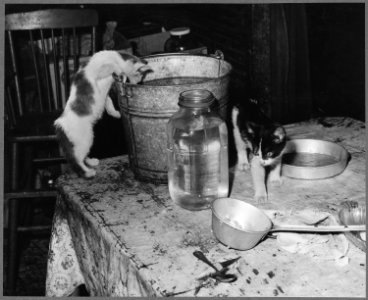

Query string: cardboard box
128 31 207 57
128 31 170 56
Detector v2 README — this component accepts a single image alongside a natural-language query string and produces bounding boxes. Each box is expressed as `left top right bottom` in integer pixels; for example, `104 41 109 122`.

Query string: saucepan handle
209 50 224 60
270 224 366 233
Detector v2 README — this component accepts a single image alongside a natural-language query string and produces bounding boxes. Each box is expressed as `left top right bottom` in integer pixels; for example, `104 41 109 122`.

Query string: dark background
6 3 365 120
4 3 365 158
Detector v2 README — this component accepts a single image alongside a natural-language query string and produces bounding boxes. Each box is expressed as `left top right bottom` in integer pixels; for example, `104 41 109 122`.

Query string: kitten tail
231 106 239 126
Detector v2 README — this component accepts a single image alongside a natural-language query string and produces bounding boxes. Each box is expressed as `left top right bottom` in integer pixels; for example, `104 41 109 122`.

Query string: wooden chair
4 8 98 295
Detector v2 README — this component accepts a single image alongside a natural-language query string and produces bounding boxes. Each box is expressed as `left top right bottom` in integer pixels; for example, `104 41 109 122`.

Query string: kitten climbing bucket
117 52 232 183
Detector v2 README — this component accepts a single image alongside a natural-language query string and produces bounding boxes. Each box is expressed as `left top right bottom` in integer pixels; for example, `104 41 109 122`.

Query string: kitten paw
254 193 268 204
110 110 121 119
85 158 99 167
84 169 96 178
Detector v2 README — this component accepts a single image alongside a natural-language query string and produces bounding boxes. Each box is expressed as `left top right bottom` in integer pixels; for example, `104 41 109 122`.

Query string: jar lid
179 89 215 108
170 27 190 36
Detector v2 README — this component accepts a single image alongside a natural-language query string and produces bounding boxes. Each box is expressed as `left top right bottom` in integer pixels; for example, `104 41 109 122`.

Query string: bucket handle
116 82 133 98
209 50 224 78
209 50 224 60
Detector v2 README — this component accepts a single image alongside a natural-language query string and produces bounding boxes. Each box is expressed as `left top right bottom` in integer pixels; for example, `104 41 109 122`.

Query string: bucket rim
142 52 232 69
121 52 232 88
125 76 228 88
142 52 221 60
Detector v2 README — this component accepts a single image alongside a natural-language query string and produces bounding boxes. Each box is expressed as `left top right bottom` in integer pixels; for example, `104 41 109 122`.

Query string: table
45 117 366 297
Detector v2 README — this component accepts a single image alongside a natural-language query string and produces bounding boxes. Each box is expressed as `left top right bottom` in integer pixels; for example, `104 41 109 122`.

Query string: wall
307 4 365 121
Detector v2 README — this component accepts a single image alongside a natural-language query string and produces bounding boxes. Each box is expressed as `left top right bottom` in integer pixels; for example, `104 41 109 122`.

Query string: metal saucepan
211 198 366 251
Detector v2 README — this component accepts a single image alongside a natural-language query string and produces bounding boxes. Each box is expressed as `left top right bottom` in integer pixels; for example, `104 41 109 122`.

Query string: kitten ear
137 64 153 75
273 126 286 143
246 122 257 135
127 64 153 84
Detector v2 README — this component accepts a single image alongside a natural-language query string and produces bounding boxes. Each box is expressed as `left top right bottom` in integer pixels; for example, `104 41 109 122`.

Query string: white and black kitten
232 100 286 203
54 50 152 178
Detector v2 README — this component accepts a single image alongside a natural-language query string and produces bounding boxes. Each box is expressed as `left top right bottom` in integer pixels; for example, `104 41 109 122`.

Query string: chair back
5 9 99 127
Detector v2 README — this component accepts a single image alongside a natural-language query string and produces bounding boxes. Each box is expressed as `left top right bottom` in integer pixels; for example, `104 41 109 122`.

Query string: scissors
193 251 239 283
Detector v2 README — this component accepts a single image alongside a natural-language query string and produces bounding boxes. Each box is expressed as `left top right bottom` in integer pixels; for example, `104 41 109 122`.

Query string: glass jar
167 89 229 211
164 27 197 53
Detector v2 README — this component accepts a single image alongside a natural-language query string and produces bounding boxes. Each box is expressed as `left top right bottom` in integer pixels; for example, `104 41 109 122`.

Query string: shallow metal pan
282 139 349 180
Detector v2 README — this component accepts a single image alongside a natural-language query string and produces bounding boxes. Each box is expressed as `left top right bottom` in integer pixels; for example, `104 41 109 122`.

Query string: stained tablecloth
46 117 366 297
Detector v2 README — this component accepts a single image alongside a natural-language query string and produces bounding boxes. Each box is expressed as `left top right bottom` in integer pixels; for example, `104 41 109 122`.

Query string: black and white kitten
232 100 287 203
54 50 152 178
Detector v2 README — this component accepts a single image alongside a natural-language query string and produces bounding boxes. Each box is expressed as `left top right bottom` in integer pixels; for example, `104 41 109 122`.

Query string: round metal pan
282 139 349 180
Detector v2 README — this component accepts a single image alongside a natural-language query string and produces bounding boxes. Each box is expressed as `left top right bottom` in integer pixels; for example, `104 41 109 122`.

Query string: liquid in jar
167 89 229 210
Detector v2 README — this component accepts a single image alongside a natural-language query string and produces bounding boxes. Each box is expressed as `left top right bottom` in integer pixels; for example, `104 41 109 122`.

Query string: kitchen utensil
212 198 365 250
193 251 237 283
282 139 349 179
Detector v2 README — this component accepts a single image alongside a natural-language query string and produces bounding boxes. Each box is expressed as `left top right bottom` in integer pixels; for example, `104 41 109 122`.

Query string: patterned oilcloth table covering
46 194 154 296
45 117 366 297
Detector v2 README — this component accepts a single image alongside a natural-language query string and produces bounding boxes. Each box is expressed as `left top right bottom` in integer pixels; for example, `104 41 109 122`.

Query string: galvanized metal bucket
117 52 232 183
